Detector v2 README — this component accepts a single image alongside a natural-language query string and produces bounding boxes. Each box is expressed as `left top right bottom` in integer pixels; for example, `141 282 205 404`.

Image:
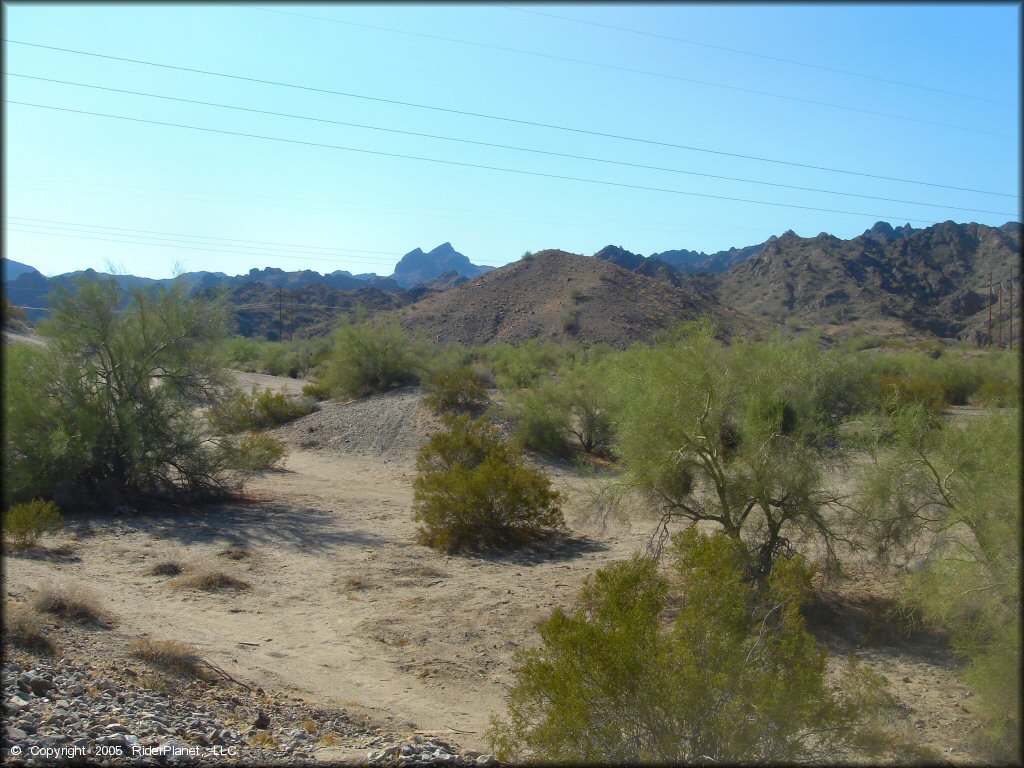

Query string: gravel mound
272 387 444 457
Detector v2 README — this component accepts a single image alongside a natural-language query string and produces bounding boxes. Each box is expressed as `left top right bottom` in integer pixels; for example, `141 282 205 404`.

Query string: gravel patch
271 388 443 457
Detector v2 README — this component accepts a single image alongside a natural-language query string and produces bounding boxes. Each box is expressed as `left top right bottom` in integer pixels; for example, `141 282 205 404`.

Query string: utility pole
997 280 1003 348
289 290 295 342
276 286 284 342
1009 270 1015 350
988 272 993 347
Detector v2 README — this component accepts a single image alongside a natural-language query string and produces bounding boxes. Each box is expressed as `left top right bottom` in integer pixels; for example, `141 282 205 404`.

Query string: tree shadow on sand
65 500 387 554
460 532 609 567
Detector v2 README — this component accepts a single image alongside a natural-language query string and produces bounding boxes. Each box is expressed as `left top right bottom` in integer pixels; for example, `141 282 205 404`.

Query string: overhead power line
9 72 1015 218
6 224 448 268
6 99 951 226
6 39 1017 198
497 5 1014 108
6 215 406 257
244 6 1012 138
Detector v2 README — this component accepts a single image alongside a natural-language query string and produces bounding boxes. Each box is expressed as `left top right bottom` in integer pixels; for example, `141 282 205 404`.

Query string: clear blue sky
4 2 1021 279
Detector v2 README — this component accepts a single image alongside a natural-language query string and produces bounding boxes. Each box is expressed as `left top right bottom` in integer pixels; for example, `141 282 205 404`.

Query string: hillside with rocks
716 221 1021 343
397 249 753 347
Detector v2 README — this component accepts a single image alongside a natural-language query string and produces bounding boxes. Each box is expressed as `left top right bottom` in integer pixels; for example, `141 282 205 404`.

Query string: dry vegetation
5 600 60 655
172 568 252 592
32 583 116 628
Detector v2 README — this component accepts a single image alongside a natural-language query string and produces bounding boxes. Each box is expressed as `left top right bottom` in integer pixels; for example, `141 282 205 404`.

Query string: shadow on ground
64 500 387 554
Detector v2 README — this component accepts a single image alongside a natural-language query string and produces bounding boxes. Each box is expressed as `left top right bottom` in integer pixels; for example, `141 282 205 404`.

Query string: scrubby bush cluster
320 318 422 397
489 529 894 763
414 414 564 552
3 498 63 550
208 385 316 433
219 335 331 379
424 367 489 415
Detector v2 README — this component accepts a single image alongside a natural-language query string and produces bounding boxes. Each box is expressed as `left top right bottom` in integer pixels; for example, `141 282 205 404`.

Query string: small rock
902 676 911 683
476 755 496 766
5 725 28 741
253 711 271 729
461 750 482 760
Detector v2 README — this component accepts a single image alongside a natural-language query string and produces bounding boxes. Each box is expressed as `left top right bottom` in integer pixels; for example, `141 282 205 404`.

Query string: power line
9 72 1015 218
243 6 1012 138
5 224 433 268
6 215 406 257
6 38 1017 198
5 100 952 226
496 5 1014 108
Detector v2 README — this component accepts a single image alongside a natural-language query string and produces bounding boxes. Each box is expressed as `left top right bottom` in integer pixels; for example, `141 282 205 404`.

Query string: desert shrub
512 381 574 459
485 340 565 389
219 432 286 471
301 380 332 401
148 560 184 577
320 318 421 397
559 307 580 335
858 410 1021 762
876 372 947 416
3 297 28 328
970 350 1020 407
33 584 115 627
208 385 315 433
488 529 892 763
4 499 63 550
414 414 564 552
608 325 851 578
2 277 237 509
220 336 330 378
130 637 208 678
6 601 59 655
173 568 251 592
425 367 489 415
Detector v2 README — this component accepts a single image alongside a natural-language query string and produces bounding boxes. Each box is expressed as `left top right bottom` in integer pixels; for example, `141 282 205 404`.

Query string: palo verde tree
857 407 1021 762
488 529 893 763
3 276 238 509
607 323 853 578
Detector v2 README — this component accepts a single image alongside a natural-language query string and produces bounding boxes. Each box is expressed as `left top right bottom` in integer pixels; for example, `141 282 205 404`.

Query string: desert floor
3 376 982 762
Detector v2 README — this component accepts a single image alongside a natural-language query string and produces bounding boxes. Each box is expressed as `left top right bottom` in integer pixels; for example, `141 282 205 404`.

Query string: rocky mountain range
4 221 1020 346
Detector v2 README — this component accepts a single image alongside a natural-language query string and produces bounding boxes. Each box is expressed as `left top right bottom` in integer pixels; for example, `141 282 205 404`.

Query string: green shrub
321 319 421 398
301 381 332 401
208 386 315 434
512 382 574 459
424 367 489 415
2 277 235 509
221 431 286 471
488 529 893 763
414 414 564 552
4 499 63 550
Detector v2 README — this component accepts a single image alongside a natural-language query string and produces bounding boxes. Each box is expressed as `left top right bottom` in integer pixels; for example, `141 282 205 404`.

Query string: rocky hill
716 221 1021 343
390 243 493 289
397 249 752 348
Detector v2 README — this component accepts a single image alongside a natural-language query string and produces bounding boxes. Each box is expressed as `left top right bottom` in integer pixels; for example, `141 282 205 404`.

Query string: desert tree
606 323 855 578
857 406 1021 761
3 276 240 508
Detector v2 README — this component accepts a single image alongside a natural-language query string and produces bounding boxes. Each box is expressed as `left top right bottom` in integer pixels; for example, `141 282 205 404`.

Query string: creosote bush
489 529 893 764
4 499 63 550
414 414 564 552
321 318 421 398
424 367 489 415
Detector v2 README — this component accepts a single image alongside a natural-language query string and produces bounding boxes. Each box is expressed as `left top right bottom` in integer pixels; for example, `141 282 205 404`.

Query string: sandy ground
2 375 990 761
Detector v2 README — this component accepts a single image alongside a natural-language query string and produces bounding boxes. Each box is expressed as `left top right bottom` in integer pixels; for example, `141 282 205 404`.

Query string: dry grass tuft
5 601 60 655
302 719 318 734
218 546 252 561
173 568 251 592
247 731 279 749
45 542 77 558
148 560 184 577
33 584 115 627
130 637 208 679
320 732 341 746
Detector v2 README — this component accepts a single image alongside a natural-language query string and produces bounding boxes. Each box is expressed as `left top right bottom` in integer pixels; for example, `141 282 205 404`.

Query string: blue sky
4 2 1020 279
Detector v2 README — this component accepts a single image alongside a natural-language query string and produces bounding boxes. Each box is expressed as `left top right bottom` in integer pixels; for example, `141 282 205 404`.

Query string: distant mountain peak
390 243 492 289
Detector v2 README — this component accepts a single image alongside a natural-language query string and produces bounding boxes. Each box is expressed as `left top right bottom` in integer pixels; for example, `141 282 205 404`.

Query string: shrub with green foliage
489 529 893 763
608 324 851 578
320 318 421 398
512 381 575 459
3 277 238 509
4 499 63 550
208 385 316 433
858 409 1021 762
414 414 564 552
424 367 489 415
218 431 287 472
